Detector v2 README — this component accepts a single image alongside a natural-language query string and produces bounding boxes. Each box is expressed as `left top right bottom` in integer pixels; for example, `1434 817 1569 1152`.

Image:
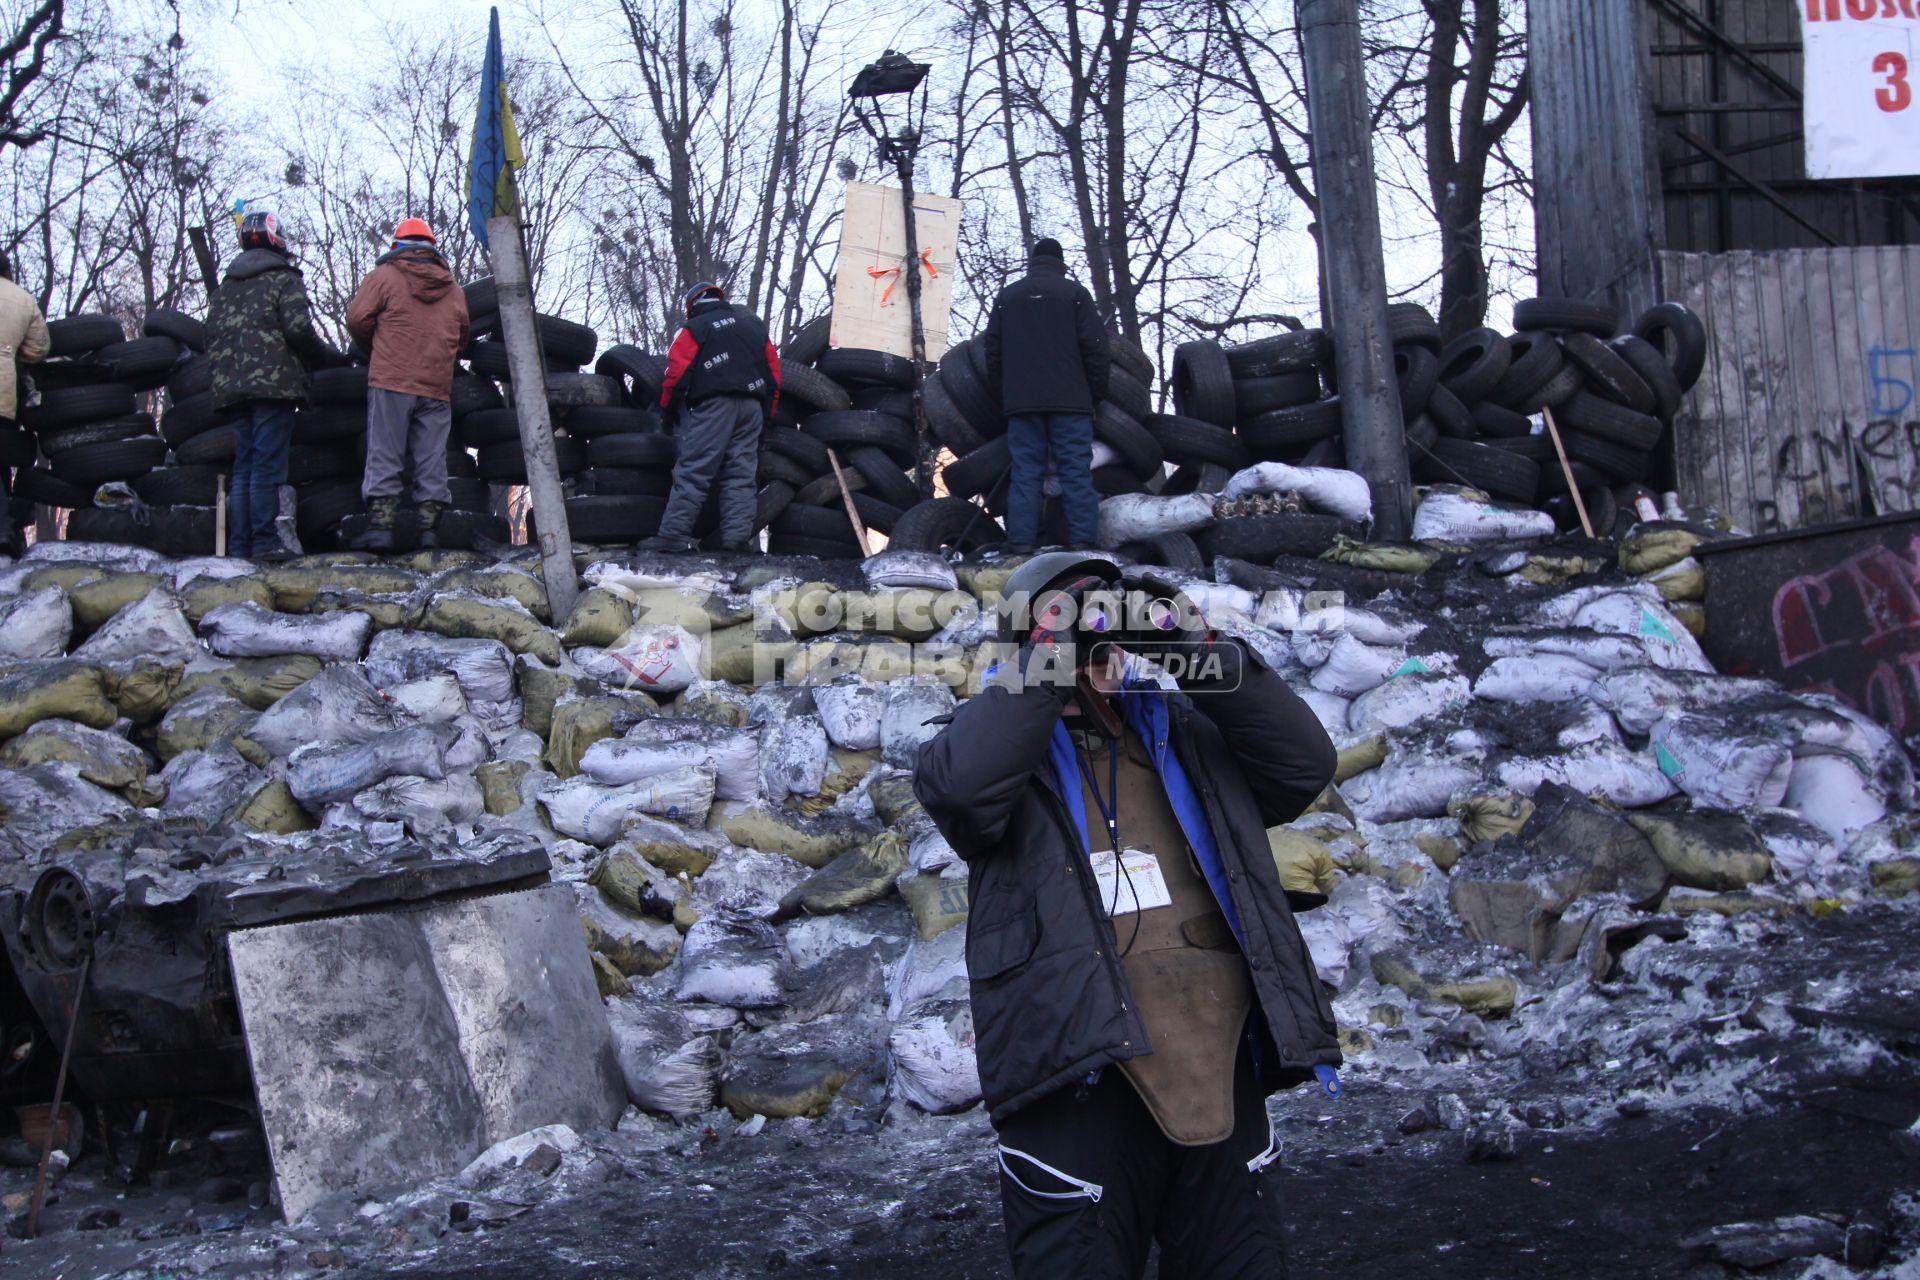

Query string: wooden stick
1541 405 1595 538
826 447 872 556
25 954 90 1239
215 473 227 556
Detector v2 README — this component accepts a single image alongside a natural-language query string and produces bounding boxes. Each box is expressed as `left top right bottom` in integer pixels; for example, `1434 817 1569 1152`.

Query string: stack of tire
17 309 202 552
876 326 1163 554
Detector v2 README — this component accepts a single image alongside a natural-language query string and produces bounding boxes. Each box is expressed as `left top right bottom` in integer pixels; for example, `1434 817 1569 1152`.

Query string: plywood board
830 180 961 361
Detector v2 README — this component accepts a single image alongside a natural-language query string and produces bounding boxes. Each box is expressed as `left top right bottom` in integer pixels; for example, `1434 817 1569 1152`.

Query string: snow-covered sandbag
72 589 199 671
812 677 885 751
199 600 370 661
1556 700 1621 748
247 665 397 756
439 716 490 770
1097 493 1214 545
0 587 71 660
1495 742 1677 809
351 772 486 827
1222 462 1372 525
1782 753 1887 841
761 713 828 803
366 630 517 705
1483 629 1666 673
862 550 959 592
1753 810 1842 885
1474 654 1602 704
580 719 760 801
0 718 154 792
1411 491 1554 544
605 1001 722 1117
287 725 448 807
155 744 260 823
1592 667 1777 736
1537 587 1710 672
539 767 718 843
880 679 956 768
385 673 468 724
1299 688 1353 736
1309 634 1406 697
570 624 703 694
1348 673 1470 733
0 764 134 844
1651 712 1792 811
675 908 791 1009
889 998 981 1114
1294 876 1403 987
886 926 969 1020
1348 753 1485 822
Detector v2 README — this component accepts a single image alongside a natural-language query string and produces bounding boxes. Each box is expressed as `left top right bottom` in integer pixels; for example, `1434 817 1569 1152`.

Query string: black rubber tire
781 316 832 366
309 366 370 404
460 408 524 448
1538 459 1605 497
942 436 1011 499
923 372 985 455
1528 362 1587 414
1490 333 1567 410
23 384 136 432
580 466 674 498
295 403 366 445
1101 329 1152 385
0 427 34 467
1560 429 1650 483
1406 415 1440 459
1160 462 1233 496
141 307 207 351
174 426 235 466
282 443 356 483
849 492 904 534
1560 331 1655 415
477 437 587 482
39 415 155 455
801 409 917 467
586 433 677 469
764 425 832 475
94 337 182 389
1426 382 1474 438
1224 329 1329 378
133 464 221 506
168 355 211 400
45 314 123 358
1238 399 1342 457
447 477 489 511
1632 303 1708 393
537 313 598 366
845 445 920 510
51 435 168 486
1609 335 1685 422
1424 437 1541 503
756 481 797 531
1092 464 1146 496
295 481 364 538
450 374 503 419
466 341 513 379
1386 303 1443 350
1093 402 1165 480
1394 344 1441 421
780 361 854 414
1104 365 1153 422
766 534 862 559
13 466 94 508
447 445 480 479
1196 513 1345 562
72 504 218 556
1171 341 1235 427
1144 413 1248 470
457 275 494 317
546 372 622 407
1231 371 1321 419
938 341 1002 438
887 496 1003 552
1482 433 1555 462
1299 436 1345 468
819 346 915 389
1514 297 1619 337
771 502 863 545
1472 402 1535 439
794 469 860 506
595 344 667 405
1437 328 1512 403
563 494 668 542
567 405 658 439
850 385 914 419
1119 530 1206 574
1557 390 1664 450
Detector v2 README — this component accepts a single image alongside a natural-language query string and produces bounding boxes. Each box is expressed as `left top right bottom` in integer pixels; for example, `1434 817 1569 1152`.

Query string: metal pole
896 154 936 500
1296 0 1412 540
25 954 89 1240
487 211 578 621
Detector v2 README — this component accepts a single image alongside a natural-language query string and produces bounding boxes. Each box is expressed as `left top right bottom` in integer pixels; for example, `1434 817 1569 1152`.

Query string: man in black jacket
914 553 1341 1277
982 239 1108 551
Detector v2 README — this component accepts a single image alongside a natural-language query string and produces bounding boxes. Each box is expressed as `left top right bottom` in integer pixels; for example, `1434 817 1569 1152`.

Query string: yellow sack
1320 537 1440 575
229 778 316 834
1448 791 1536 845
1371 952 1516 1017
836 589 970 642
545 695 656 778
177 654 323 710
434 565 552 620
1626 809 1772 891
1648 556 1706 603
786 748 879 817
1619 527 1701 576
261 564 421 612
0 661 119 737
1334 735 1388 783
110 658 182 725
477 760 530 815
582 916 679 979
310 589 424 632
711 803 871 869
704 622 793 686
561 587 635 648
180 576 274 626
785 636 918 684
68 572 165 631
421 591 563 663
1669 601 1706 640
398 548 489 574
157 690 260 761
515 663 587 738
0 720 152 791
757 581 843 636
899 871 969 940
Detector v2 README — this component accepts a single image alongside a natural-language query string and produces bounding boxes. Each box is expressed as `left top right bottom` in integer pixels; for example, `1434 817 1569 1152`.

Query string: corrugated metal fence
1664 246 1920 534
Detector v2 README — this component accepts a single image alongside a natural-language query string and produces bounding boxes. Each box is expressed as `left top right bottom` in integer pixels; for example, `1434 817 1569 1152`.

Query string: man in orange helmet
346 217 470 550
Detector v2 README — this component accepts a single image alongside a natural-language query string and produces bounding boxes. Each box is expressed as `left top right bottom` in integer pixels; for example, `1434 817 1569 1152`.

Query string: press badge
1090 849 1173 915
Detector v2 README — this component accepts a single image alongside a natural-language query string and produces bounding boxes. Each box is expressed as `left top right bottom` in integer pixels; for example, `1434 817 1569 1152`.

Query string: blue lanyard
1074 734 1121 853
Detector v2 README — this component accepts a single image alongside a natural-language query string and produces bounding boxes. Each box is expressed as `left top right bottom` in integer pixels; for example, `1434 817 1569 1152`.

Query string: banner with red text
1803 4 1920 180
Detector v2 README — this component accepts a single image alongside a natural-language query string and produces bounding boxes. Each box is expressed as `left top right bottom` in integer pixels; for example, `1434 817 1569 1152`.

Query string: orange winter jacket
345 247 469 401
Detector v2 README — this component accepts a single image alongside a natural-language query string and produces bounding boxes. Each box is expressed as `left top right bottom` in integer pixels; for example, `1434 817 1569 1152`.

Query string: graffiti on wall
1772 534 1920 738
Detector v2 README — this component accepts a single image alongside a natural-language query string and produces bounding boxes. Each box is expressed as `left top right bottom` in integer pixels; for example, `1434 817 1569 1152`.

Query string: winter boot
636 533 698 553
417 500 445 550
351 496 400 553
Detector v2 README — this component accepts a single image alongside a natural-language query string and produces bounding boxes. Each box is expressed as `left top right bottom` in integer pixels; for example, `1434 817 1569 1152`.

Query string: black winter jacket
982 256 1109 416
913 640 1341 1124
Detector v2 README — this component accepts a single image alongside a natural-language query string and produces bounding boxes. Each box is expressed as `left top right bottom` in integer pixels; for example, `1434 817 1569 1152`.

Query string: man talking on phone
914 552 1340 1277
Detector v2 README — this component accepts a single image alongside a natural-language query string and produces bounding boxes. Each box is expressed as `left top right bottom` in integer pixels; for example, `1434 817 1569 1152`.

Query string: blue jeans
1006 412 1099 546
228 400 297 556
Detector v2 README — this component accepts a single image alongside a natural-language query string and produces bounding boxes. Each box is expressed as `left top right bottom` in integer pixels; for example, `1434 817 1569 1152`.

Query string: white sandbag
539 767 718 843
1294 876 1404 987
674 908 791 1009
812 677 885 751
1221 462 1372 524
351 772 486 827
909 827 958 874
1592 667 1778 736
386 673 469 724
1782 753 1886 841
156 744 260 824
1556 700 1621 748
439 716 491 771
1181 582 1258 627
1348 753 1485 822
889 998 981 1114
72 589 199 671
0 587 71 661
861 550 959 592
0 764 134 844
25 539 166 571
199 600 371 661
1473 654 1602 704
1097 493 1214 545
1321 605 1427 648
287 725 448 807
1410 491 1555 543
761 713 828 803
570 624 703 694
1309 635 1406 697
1572 594 1710 673
366 630 518 706
880 679 956 768
1299 688 1353 736
1753 810 1842 885
1495 742 1677 809
886 926 969 1020
248 665 397 756
1348 673 1470 733
171 557 258 588
1651 711 1793 811
580 719 760 801
1483 629 1666 673
605 1001 722 1118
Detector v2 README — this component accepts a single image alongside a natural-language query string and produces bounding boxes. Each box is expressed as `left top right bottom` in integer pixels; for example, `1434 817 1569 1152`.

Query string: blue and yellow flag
467 7 524 250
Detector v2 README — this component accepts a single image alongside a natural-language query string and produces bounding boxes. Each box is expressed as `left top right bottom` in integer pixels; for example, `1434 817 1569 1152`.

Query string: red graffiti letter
1774 573 1844 668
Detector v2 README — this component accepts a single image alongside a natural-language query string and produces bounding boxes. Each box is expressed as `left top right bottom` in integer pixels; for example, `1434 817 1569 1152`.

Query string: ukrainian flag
468 6 524 249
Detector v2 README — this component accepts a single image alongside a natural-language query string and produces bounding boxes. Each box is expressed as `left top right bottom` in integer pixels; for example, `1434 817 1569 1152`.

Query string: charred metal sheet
227 883 623 1223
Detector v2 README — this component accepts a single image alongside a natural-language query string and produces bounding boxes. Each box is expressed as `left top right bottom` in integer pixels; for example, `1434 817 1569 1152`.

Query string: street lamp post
849 51 936 500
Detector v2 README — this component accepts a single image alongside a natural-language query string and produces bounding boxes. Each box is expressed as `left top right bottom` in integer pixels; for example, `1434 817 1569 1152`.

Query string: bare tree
0 0 65 153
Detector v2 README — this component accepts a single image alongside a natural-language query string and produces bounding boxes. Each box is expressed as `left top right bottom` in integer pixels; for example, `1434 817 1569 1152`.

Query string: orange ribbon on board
866 248 938 306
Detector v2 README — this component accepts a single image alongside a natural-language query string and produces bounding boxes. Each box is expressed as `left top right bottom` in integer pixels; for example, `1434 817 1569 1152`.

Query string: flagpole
488 168 578 621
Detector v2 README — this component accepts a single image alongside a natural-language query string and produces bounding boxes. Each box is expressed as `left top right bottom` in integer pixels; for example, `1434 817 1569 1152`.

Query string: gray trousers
363 387 453 504
660 395 763 545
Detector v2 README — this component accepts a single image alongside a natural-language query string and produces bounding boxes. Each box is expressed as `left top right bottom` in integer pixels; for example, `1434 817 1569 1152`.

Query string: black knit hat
1030 237 1065 260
